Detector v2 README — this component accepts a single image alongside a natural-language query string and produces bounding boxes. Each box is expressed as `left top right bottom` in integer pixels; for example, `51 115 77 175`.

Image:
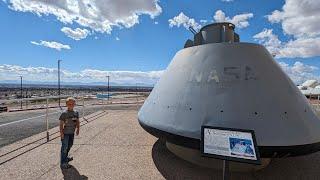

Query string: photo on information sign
229 137 255 158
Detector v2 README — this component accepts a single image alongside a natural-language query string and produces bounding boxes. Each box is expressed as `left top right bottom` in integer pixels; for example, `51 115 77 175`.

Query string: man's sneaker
67 157 73 162
60 163 71 169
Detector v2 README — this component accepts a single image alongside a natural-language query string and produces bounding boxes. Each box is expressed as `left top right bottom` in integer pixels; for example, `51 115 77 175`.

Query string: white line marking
0 111 61 127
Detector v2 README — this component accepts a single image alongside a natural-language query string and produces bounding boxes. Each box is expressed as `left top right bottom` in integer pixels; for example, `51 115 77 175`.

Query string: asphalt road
0 104 140 148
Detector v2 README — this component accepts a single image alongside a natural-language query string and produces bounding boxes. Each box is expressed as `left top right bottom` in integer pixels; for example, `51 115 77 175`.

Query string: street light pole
25 88 28 108
106 76 110 102
20 76 22 109
58 60 62 108
136 83 138 103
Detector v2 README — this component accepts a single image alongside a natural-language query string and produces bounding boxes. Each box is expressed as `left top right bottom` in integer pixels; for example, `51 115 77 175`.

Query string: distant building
298 80 320 97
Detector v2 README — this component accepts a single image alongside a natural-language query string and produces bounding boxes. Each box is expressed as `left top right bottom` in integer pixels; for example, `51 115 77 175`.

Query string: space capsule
138 22 320 158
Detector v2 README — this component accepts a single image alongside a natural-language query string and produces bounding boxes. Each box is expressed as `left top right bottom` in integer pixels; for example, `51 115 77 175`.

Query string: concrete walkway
1 108 320 180
0 109 161 180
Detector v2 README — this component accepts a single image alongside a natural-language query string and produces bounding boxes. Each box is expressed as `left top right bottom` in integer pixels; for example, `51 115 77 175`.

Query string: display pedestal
166 141 270 172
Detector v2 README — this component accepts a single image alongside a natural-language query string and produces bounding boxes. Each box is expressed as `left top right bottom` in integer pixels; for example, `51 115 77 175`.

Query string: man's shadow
61 165 88 180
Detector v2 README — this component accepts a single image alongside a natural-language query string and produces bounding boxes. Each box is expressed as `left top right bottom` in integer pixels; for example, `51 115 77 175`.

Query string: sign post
223 160 229 180
201 126 261 179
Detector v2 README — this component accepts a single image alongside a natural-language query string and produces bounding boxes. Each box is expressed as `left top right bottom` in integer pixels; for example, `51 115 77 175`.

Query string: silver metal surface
138 42 320 147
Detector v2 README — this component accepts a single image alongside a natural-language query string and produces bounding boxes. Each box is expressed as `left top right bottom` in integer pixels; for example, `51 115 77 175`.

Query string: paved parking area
1 108 320 180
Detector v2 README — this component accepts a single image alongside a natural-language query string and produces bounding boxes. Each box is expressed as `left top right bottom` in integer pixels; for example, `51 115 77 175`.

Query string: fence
0 95 94 144
0 92 147 147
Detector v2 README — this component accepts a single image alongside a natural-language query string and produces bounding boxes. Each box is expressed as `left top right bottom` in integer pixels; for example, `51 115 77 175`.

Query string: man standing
59 97 80 169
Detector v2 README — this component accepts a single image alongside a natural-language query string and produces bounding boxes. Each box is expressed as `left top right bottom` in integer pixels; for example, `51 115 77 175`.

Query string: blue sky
0 0 319 85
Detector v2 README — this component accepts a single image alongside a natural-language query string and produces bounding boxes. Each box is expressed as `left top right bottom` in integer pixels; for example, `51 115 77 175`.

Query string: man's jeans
60 134 74 165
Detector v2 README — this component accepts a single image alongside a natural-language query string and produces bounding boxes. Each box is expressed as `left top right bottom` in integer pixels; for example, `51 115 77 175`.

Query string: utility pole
20 76 22 109
136 83 138 103
106 76 110 102
58 60 62 108
25 88 28 108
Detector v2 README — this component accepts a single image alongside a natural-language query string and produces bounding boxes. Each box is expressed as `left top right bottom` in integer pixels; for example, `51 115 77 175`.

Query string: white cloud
267 10 284 24
31 40 71 51
213 10 253 29
115 37 120 41
253 28 282 56
267 0 320 38
254 29 320 58
168 12 201 31
0 64 164 85
222 0 234 2
1 62 316 86
61 27 90 40
154 21 159 25
279 37 320 58
278 61 319 84
6 0 162 34
200 19 208 24
168 10 253 32
255 0 320 58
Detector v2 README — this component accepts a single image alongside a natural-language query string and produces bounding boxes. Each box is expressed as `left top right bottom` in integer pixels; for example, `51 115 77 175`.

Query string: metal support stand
20 76 23 109
136 83 138 103
223 160 230 180
82 97 87 122
46 98 49 142
25 88 28 109
107 76 110 103
58 60 62 109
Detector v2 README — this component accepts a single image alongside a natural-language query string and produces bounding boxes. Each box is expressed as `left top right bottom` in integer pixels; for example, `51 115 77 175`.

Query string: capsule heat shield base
166 141 271 172
138 43 320 158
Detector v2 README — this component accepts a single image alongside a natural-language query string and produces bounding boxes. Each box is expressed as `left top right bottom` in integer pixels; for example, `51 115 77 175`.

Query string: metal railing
0 92 147 166
0 93 146 143
0 95 95 142
0 110 108 166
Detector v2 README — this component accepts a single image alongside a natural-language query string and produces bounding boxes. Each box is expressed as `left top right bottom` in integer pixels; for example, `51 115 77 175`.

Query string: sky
0 0 319 86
